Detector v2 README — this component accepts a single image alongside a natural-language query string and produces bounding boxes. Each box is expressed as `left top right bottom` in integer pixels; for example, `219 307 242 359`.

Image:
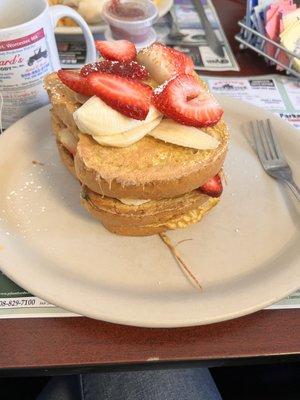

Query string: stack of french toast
45 40 229 236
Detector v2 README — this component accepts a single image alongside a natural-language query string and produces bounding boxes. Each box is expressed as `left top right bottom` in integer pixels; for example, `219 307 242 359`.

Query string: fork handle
284 179 300 201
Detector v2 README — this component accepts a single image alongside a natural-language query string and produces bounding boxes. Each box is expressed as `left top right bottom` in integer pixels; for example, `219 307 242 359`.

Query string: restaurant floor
1 362 300 399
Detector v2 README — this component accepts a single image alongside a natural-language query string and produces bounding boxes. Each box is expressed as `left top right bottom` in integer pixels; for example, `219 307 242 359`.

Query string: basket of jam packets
235 0 300 79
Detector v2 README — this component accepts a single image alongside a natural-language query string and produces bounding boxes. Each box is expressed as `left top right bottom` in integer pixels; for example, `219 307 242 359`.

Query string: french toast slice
81 186 219 236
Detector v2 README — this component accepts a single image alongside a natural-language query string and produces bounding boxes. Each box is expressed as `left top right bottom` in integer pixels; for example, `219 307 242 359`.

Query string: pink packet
265 0 295 38
265 4 280 58
265 1 296 58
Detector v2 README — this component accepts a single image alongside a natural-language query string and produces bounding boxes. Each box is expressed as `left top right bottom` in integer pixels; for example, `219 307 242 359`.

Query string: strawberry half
80 60 149 80
57 70 93 97
95 40 137 62
87 72 152 120
153 74 223 128
198 174 223 198
137 42 194 84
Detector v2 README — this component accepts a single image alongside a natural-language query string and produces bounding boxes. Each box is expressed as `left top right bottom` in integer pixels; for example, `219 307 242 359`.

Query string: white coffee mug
0 0 97 128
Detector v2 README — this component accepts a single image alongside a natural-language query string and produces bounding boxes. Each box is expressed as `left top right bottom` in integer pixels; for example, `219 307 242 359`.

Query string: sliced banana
57 128 78 154
149 119 220 150
77 0 105 24
92 117 162 147
137 48 169 85
74 96 161 136
118 198 151 206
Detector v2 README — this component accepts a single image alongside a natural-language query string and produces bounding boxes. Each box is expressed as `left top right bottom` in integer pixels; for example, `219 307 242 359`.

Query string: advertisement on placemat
204 74 300 129
0 272 76 318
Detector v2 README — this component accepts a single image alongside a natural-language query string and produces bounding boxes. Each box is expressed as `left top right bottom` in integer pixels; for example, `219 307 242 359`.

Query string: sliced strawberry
80 60 149 80
95 40 137 62
198 174 223 198
137 42 194 84
80 62 103 77
153 74 223 128
57 70 93 97
87 72 152 120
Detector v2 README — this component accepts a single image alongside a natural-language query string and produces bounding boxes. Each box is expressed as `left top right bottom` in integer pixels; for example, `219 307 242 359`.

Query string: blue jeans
37 368 222 400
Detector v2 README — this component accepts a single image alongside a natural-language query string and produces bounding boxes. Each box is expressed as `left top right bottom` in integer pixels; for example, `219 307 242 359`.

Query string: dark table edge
1 354 300 377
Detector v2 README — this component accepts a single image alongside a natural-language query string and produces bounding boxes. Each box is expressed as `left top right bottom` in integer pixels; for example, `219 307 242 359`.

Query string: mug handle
50 5 97 65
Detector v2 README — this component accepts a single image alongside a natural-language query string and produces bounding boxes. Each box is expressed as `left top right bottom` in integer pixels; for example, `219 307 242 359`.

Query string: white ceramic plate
55 0 173 35
0 96 299 327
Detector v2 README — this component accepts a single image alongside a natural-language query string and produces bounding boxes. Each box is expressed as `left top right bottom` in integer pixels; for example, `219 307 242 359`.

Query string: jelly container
102 0 158 45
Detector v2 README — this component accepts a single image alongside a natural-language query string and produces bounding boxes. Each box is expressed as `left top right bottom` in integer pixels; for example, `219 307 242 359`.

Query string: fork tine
251 121 268 165
257 120 272 160
260 120 277 160
267 119 286 160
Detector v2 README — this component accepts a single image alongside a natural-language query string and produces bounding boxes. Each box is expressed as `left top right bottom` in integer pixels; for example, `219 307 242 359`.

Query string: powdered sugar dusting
154 75 178 95
81 60 149 80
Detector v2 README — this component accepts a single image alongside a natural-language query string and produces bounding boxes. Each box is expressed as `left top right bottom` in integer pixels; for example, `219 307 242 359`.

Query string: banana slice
92 117 162 147
118 198 151 206
149 119 220 150
77 0 105 24
57 128 78 155
74 96 161 136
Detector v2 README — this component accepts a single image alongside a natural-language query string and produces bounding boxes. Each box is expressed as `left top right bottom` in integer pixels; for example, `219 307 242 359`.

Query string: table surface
1 0 299 373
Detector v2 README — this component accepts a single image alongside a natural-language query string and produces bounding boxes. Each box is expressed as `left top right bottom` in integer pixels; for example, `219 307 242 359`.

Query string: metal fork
251 119 300 201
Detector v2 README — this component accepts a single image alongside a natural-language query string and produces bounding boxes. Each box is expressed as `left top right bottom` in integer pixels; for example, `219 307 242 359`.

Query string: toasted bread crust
81 185 210 227
100 223 167 236
75 135 226 199
55 145 220 236
81 188 219 236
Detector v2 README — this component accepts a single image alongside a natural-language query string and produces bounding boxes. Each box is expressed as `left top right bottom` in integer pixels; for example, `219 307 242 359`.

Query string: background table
0 0 299 375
